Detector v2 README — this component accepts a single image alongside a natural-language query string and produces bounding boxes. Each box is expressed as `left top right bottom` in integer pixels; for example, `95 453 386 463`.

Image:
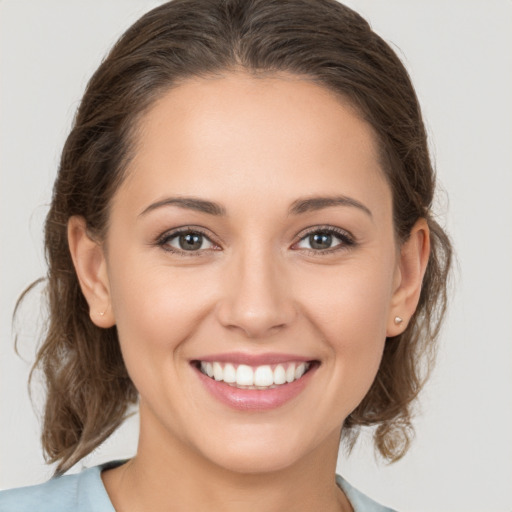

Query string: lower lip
193 364 317 411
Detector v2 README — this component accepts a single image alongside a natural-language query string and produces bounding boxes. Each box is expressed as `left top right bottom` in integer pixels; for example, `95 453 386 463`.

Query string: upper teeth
200 362 310 389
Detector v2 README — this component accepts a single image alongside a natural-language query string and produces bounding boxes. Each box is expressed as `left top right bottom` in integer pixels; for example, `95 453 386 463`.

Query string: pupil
310 232 332 250
179 233 202 250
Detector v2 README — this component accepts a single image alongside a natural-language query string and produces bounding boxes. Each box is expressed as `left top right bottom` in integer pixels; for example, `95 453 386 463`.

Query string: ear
387 218 430 337
67 216 115 328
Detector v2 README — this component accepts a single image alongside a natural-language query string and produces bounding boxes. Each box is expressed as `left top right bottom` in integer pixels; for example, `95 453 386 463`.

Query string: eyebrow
288 195 373 218
139 197 226 217
139 194 372 218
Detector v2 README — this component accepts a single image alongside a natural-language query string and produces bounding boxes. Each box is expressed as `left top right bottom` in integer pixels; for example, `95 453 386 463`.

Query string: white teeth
273 364 286 385
199 361 312 388
295 362 306 380
223 363 236 383
286 364 296 383
254 365 273 387
213 362 223 381
236 364 254 386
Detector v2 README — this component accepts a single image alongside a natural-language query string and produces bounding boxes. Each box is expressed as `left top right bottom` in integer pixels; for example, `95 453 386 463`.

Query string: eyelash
155 226 219 257
155 225 356 257
293 225 355 255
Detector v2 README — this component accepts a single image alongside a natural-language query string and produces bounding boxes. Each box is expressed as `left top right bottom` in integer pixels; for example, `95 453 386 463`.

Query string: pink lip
192 359 318 411
194 352 312 366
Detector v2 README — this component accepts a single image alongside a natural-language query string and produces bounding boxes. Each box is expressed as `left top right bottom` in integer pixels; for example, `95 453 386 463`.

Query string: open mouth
192 360 318 390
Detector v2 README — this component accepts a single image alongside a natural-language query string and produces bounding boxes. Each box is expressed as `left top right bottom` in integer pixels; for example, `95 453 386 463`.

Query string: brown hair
25 0 451 474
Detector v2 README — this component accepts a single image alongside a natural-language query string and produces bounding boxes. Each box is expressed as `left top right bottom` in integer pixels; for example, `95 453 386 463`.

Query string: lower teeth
224 382 281 390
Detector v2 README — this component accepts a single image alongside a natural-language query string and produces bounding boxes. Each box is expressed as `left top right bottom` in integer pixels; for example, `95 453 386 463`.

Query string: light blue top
0 461 396 512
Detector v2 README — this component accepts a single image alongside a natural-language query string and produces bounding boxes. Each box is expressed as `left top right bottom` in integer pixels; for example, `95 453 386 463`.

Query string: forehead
117 72 391 219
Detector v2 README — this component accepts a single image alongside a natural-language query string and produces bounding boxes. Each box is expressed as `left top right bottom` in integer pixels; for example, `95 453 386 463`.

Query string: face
99 73 401 473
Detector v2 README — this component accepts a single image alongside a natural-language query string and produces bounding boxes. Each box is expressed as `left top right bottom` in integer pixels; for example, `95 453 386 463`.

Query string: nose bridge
216 238 295 338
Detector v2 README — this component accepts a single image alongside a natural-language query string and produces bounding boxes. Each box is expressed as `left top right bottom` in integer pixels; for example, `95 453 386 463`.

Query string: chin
207 447 302 475
193 427 317 476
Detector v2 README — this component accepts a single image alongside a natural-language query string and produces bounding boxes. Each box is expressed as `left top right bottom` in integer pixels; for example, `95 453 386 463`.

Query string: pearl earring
394 316 403 325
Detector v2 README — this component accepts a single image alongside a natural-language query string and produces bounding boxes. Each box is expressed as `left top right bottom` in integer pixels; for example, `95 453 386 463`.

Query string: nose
215 245 297 339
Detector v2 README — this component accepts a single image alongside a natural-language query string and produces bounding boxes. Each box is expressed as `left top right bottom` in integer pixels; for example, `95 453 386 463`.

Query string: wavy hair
21 0 452 474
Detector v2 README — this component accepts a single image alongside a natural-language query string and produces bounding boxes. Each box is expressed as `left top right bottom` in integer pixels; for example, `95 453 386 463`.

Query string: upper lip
191 352 315 366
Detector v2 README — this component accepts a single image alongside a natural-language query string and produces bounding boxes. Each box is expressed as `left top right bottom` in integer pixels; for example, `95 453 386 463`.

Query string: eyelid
154 224 356 256
155 226 220 255
292 225 356 254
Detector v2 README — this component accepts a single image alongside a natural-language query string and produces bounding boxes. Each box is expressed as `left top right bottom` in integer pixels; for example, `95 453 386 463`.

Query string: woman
0 0 451 510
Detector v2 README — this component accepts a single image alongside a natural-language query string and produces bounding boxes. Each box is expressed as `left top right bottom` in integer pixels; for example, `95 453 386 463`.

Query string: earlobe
387 218 430 337
67 216 115 328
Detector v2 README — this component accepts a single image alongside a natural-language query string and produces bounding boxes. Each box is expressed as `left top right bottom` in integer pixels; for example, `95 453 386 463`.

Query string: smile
198 361 311 389
192 356 319 410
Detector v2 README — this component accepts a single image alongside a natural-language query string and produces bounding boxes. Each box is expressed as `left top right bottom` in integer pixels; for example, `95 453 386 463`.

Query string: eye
158 229 216 253
294 227 354 253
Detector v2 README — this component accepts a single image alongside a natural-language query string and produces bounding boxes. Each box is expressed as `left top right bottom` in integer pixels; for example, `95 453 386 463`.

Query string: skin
68 72 429 512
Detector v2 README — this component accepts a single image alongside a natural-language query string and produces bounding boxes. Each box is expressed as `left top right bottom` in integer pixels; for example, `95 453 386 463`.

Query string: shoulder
0 461 122 512
1 466 394 512
336 475 398 512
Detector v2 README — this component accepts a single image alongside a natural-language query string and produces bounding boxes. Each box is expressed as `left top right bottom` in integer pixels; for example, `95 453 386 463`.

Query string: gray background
1 1 511 510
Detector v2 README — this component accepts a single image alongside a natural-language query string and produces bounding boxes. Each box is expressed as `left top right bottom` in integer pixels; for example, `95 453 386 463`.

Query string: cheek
295 258 394 406
105 260 216 418
106 250 224 384
299 256 394 338
109 265 207 349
